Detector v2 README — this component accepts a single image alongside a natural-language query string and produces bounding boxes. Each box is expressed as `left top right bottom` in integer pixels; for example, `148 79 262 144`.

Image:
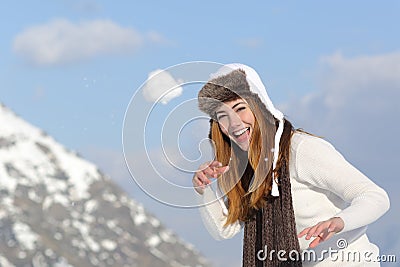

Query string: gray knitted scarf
242 122 302 267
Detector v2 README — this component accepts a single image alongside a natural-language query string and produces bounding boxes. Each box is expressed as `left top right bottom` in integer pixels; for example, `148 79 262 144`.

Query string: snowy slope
0 103 210 267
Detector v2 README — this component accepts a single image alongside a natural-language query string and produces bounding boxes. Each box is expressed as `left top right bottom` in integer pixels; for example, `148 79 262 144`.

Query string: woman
192 63 390 266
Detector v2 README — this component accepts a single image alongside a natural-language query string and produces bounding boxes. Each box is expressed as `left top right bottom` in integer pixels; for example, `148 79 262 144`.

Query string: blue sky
1 1 400 266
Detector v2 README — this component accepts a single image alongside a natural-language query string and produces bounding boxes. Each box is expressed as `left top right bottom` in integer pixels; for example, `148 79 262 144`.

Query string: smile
232 127 250 137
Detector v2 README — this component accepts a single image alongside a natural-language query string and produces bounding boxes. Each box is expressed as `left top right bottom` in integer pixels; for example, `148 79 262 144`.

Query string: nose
227 112 242 130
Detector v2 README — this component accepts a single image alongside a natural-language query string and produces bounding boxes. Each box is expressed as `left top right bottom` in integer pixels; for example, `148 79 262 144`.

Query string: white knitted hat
211 63 283 196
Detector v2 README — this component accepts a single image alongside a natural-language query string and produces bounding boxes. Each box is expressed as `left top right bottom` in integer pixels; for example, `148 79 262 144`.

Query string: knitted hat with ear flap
198 63 284 196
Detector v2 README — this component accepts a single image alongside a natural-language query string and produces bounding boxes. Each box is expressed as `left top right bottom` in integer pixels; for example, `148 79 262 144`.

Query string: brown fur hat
198 69 260 120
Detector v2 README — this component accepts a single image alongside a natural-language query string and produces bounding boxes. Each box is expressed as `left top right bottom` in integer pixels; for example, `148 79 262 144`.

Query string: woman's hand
192 160 229 195
297 217 344 248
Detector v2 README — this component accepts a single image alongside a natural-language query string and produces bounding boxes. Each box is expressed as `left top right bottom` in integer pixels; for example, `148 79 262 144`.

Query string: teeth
233 127 249 137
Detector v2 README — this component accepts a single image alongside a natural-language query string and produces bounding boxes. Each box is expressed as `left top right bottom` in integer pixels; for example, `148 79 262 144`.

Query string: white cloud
284 51 400 132
284 49 400 174
146 31 172 45
318 51 400 109
12 19 154 66
142 69 183 104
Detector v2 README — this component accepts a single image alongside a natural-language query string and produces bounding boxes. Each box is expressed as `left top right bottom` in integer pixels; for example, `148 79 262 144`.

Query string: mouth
231 127 251 142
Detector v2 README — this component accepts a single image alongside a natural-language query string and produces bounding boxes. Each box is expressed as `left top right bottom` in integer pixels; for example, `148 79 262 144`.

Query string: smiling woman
215 99 255 151
192 63 390 267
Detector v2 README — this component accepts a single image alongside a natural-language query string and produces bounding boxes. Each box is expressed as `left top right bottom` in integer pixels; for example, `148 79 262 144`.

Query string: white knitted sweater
197 132 390 266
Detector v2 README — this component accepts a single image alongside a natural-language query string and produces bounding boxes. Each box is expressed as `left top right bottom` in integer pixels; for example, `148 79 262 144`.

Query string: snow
0 104 101 202
13 222 39 250
103 192 117 202
106 219 117 228
99 251 109 260
0 209 7 219
86 236 100 252
2 197 14 209
17 251 26 259
70 210 80 219
84 199 98 213
132 204 147 225
54 232 62 240
42 193 69 210
89 254 100 265
7 239 16 247
32 252 47 267
44 248 55 258
53 257 74 267
0 104 208 267
62 219 71 227
71 219 100 252
133 212 147 225
146 235 161 247
42 197 52 210
149 247 168 261
160 229 176 243
56 150 100 200
109 224 124 235
0 105 43 139
101 239 117 251
71 238 86 250
0 255 15 267
28 189 42 203
149 217 161 227
82 214 95 223
43 178 67 194
78 250 87 258
0 165 18 192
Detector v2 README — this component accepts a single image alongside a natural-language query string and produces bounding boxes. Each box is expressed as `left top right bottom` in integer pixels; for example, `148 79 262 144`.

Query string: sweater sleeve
294 136 390 233
195 185 242 240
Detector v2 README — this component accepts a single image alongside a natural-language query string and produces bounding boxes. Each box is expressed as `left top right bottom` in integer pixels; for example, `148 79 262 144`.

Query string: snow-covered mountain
0 103 210 267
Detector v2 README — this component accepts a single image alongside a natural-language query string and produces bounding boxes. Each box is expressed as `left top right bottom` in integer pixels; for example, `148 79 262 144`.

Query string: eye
236 106 246 112
217 114 226 121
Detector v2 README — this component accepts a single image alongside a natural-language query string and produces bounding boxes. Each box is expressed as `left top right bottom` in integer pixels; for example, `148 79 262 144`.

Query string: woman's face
215 98 255 151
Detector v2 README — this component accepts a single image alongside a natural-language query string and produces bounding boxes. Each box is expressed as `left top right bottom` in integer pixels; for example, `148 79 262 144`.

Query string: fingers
202 167 216 179
302 221 333 240
308 232 335 248
314 221 334 238
300 221 331 249
202 161 226 176
298 223 321 239
193 170 210 188
298 217 345 249
297 227 311 238
208 160 223 168
213 165 230 177
306 221 329 240
192 172 207 195
309 218 343 240
192 161 230 193
198 161 229 179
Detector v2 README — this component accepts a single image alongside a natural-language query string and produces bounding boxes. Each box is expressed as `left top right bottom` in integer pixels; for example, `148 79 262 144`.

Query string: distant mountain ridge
0 103 210 267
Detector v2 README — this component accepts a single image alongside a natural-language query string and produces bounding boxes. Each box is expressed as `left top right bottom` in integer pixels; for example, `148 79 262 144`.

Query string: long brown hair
209 96 294 225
